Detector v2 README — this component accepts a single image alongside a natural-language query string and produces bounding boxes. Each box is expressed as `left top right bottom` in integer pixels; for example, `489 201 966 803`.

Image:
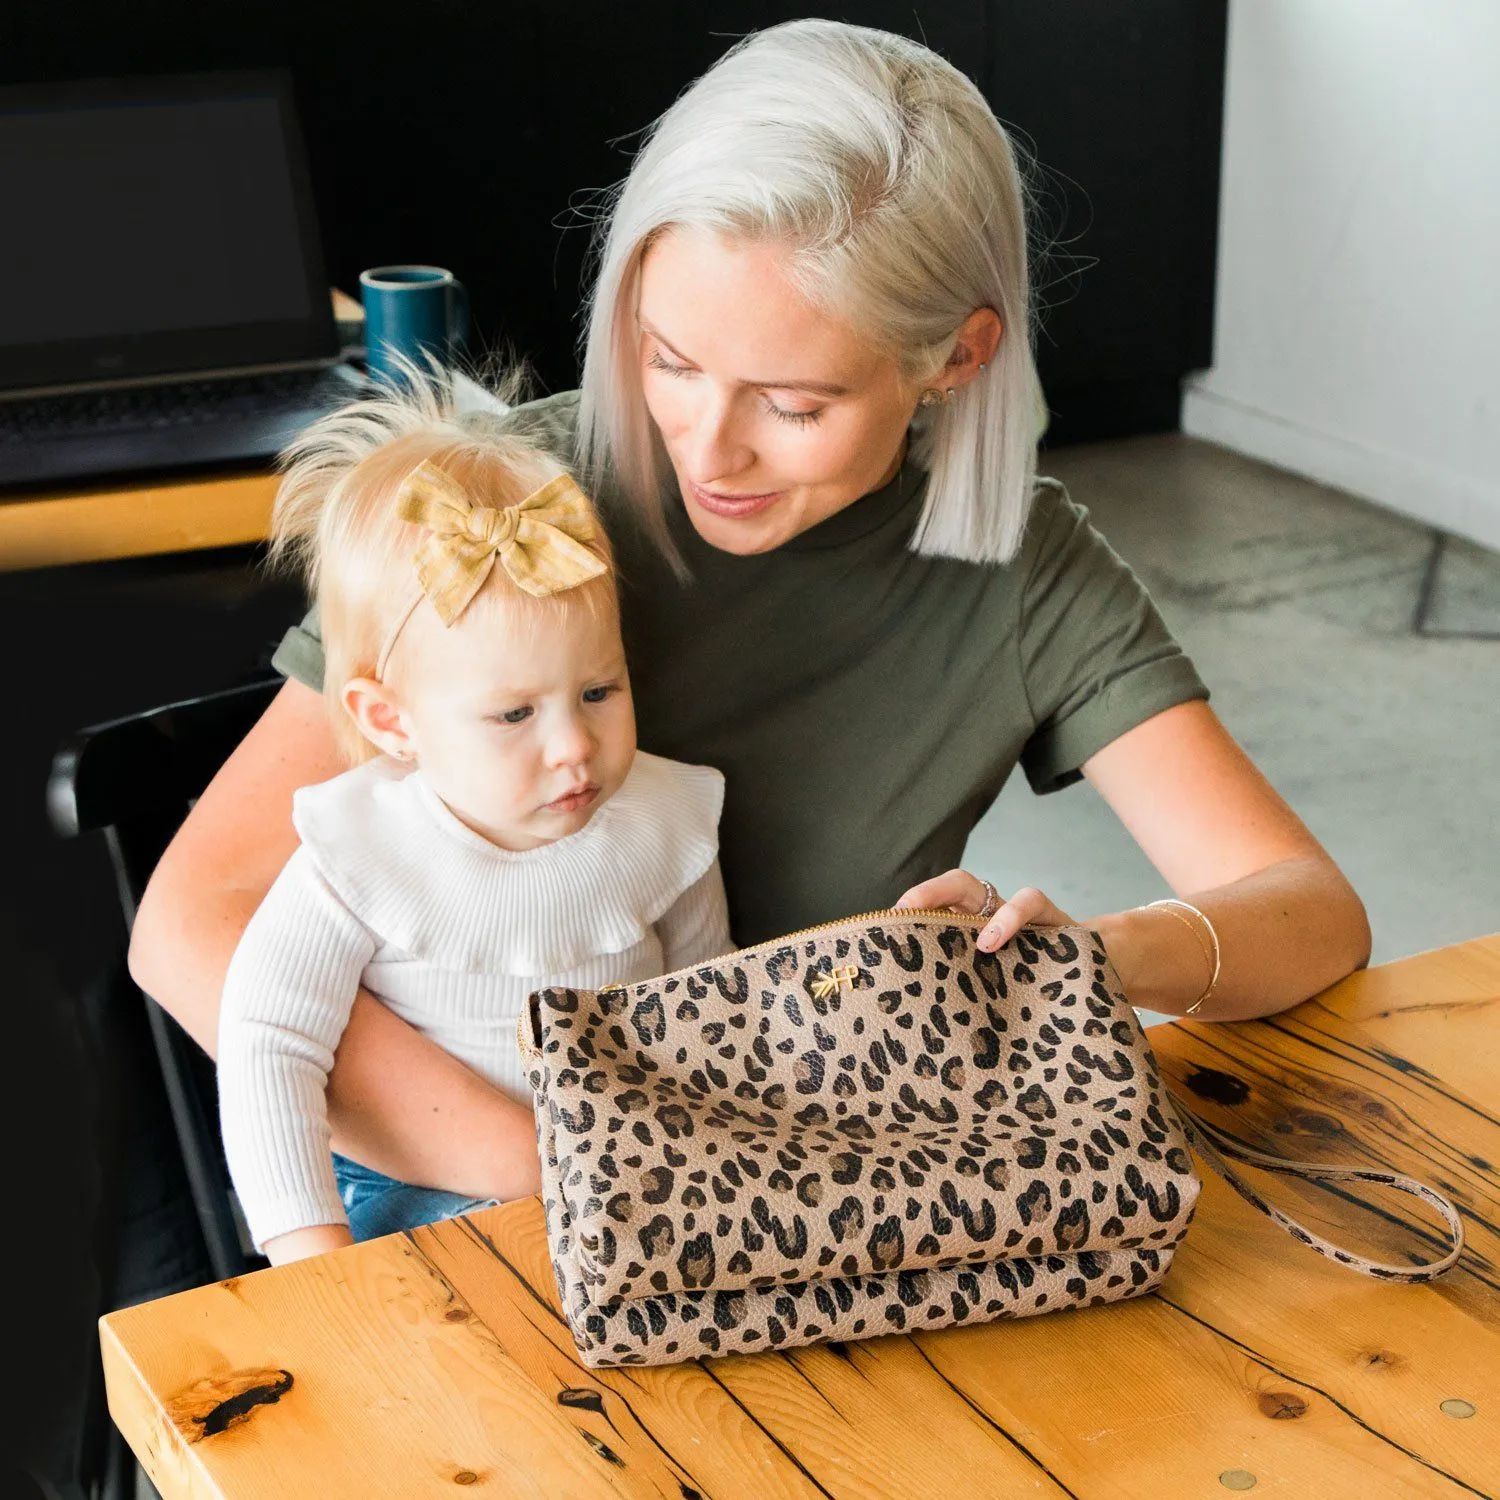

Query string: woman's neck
874 432 909 492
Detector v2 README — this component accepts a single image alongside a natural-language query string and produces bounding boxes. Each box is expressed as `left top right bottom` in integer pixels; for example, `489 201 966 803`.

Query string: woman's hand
897 706 1371 1021
895 869 1075 953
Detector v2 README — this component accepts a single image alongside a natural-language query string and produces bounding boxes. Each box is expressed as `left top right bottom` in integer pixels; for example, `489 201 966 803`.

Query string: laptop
0 70 365 491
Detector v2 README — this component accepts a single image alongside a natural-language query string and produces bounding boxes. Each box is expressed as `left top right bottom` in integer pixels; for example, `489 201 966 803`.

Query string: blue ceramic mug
359 265 469 382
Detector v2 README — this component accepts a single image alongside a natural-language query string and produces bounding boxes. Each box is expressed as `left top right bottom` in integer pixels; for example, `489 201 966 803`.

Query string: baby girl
217 375 731 1264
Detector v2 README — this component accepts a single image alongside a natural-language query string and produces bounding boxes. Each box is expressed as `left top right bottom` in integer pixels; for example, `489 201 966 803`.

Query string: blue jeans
332 1154 499 1242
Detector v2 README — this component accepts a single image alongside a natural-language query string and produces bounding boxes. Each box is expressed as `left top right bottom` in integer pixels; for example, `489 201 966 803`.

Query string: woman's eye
494 707 532 725
764 398 824 426
646 349 692 377
582 684 615 704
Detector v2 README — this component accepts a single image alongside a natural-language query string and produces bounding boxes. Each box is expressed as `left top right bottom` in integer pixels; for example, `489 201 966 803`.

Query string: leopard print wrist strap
1168 1094 1465 1281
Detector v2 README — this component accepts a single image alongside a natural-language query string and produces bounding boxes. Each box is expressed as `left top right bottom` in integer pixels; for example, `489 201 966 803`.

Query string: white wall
1183 0 1500 552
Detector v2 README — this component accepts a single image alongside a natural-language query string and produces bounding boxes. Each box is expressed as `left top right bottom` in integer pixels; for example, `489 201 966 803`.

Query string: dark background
0 2 1226 1494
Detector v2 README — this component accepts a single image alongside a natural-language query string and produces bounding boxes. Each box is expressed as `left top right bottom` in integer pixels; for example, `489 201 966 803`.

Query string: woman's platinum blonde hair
578 18 1044 566
270 365 616 762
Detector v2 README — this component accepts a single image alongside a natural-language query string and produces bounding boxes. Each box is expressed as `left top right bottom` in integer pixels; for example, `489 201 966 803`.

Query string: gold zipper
515 907 982 1062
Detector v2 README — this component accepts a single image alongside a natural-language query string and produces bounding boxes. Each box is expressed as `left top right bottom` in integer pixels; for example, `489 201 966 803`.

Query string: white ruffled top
217 750 731 1248
294 751 725 972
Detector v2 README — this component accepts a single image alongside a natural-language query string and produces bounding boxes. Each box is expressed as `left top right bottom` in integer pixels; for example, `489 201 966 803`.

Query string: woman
130 20 1368 1205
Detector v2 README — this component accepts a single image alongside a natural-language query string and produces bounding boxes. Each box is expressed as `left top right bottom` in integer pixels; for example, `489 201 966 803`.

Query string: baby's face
395 597 636 851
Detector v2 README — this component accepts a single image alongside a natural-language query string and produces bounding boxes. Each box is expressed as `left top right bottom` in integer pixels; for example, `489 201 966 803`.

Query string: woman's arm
1082 700 1370 1020
901 701 1369 1022
129 679 541 1201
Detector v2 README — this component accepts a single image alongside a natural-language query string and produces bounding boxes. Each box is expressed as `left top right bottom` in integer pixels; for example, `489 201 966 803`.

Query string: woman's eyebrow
640 319 850 397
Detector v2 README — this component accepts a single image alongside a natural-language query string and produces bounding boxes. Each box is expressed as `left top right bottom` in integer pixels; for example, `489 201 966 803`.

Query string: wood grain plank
1141 1009 1499 1494
1155 1013 1498 1292
704 1333 1073 1498
1314 935 1500 1024
102 1223 715 1497
1304 994 1500 1123
97 936 1500 1499
447 1171 1495 1498
415 1210 823 1500
427 1200 1074 1498
1160 1171 1498 1494
0 470 276 571
907 1288 1487 1499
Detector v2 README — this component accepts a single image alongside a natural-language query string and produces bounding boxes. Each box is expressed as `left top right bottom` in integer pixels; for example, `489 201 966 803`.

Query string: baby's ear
342 677 414 762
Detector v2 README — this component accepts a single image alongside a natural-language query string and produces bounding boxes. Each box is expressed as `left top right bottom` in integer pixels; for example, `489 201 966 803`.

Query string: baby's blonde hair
270 367 617 762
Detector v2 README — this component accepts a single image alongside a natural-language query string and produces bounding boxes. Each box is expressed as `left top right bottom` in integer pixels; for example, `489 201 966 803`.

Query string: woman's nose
682 389 753 481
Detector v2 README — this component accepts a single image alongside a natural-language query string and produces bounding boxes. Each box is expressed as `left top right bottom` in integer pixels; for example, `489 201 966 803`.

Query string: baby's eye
581 684 615 704
492 706 532 725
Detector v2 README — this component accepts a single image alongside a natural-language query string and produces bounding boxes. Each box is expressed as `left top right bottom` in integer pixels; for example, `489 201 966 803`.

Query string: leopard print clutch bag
520 915 1464 1368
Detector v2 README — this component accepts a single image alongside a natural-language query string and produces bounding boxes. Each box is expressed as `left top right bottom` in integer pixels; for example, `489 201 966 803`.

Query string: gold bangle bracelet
1146 898 1222 1016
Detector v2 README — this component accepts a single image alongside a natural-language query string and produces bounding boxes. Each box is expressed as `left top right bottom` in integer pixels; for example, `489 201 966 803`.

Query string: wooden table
100 934 1500 1498
0 291 364 573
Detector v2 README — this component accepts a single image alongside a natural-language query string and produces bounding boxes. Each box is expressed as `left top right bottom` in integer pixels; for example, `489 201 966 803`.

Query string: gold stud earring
918 389 943 408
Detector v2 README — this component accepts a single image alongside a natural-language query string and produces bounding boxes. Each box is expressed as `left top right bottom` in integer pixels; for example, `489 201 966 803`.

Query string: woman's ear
945 306 1004 386
342 677 416 763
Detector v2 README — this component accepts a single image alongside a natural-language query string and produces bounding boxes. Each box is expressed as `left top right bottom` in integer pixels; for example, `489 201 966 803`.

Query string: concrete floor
962 433 1500 1021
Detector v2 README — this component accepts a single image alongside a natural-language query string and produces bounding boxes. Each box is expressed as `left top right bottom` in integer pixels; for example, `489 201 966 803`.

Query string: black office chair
48 676 283 1285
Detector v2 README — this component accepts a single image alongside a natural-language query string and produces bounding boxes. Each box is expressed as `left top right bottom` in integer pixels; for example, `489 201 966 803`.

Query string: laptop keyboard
0 368 345 444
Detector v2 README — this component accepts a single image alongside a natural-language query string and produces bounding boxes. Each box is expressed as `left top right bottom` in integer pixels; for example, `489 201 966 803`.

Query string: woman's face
637 228 923 554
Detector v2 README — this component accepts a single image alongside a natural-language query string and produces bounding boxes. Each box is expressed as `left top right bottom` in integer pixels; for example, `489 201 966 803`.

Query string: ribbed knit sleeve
654 858 734 972
218 848 376 1249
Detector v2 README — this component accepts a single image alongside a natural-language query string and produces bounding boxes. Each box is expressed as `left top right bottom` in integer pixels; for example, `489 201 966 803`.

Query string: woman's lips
688 478 782 519
547 784 598 814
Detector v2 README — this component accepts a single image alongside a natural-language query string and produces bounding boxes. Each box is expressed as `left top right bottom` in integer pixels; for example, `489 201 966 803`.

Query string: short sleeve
271 605 325 693
1017 480 1208 795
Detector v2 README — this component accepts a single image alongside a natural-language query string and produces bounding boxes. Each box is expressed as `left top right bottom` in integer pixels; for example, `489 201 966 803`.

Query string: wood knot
1182 1066 1250 1107
166 1367 294 1442
582 1432 625 1467
1362 1350 1402 1370
444 1306 470 1322
453 1469 480 1484
1257 1390 1308 1420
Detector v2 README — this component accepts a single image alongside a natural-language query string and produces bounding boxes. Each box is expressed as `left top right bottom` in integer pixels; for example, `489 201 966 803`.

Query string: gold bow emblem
811 966 859 1000
397 462 608 624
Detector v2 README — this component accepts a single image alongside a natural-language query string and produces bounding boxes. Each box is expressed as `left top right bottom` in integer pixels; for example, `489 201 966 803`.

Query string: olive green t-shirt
273 390 1207 945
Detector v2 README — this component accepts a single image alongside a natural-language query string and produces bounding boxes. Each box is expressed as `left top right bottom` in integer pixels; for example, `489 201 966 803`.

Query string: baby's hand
262 1222 356 1266
895 868 1075 953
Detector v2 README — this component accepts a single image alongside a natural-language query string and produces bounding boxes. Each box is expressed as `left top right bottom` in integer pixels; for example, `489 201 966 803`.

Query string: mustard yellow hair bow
395 462 609 624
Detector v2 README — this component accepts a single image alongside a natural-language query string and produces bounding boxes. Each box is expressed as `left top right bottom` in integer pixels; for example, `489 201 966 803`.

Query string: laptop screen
0 72 336 393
